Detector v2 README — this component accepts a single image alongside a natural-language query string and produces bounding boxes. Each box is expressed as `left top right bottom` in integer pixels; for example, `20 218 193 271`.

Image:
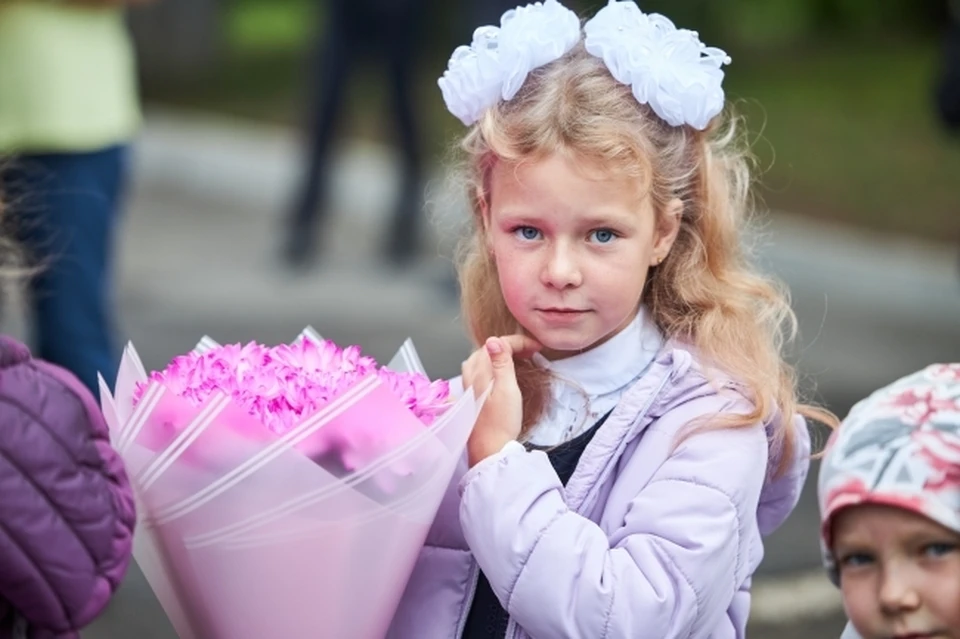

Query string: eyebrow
831 522 875 550
831 538 874 557
834 527 960 553
832 535 872 552
902 529 960 545
495 210 638 227
580 213 637 226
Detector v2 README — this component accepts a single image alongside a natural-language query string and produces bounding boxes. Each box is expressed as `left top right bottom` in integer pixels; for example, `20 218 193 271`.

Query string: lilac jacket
0 336 136 638
387 343 811 639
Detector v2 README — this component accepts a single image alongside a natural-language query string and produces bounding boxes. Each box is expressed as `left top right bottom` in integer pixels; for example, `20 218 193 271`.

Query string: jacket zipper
501 373 673 639
572 371 672 513
468 362 675 639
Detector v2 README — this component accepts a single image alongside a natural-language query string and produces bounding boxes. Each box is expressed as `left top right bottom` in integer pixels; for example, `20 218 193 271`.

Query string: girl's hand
462 335 541 467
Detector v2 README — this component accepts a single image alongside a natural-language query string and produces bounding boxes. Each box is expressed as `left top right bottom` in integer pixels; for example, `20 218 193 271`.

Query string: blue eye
923 542 957 558
839 552 874 568
590 229 617 244
514 226 541 241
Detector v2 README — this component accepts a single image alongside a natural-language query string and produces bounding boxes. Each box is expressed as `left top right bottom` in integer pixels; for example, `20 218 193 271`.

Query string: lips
535 308 589 325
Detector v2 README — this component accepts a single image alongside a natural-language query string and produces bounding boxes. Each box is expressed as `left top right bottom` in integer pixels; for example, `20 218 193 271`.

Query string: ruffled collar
533 307 664 399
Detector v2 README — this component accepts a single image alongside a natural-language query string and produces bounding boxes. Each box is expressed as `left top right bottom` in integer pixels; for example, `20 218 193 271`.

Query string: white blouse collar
532 307 664 398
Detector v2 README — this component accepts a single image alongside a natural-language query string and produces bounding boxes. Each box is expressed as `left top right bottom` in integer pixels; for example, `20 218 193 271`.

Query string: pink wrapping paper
100 333 484 639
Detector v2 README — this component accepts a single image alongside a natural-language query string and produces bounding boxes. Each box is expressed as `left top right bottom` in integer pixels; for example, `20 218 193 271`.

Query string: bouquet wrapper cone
99 335 485 639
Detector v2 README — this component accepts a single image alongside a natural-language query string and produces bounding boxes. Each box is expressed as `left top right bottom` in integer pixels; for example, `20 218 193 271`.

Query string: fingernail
486 338 502 355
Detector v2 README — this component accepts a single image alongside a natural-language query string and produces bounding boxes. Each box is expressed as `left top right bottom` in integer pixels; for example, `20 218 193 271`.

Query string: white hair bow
438 0 732 131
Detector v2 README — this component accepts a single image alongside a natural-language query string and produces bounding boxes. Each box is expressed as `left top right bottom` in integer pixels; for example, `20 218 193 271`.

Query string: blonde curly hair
452 44 837 475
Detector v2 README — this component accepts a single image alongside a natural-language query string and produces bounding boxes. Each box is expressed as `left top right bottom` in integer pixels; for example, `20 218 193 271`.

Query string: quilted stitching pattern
0 336 135 637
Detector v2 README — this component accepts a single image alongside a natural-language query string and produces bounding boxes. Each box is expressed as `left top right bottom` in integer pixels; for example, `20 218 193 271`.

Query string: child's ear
651 198 683 265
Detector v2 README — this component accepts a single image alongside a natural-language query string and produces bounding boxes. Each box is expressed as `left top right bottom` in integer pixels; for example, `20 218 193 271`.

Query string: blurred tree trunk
128 0 224 84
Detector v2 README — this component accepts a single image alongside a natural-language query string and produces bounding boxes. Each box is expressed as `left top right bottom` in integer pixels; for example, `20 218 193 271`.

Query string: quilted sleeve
0 357 136 636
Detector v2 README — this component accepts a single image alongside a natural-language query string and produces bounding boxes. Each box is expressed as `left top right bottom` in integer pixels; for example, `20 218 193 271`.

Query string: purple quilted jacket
0 336 136 638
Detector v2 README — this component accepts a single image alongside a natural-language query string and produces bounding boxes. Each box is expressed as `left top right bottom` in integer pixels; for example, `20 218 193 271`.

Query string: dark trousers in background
938 18 960 130
285 0 427 267
2 146 127 396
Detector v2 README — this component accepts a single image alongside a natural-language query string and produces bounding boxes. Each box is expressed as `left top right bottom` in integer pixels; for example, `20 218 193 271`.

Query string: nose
878 563 921 616
541 240 582 289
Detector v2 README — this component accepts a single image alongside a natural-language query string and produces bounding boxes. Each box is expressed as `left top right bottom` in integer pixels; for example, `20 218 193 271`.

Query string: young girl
0 197 137 637
388 1 837 637
818 364 960 639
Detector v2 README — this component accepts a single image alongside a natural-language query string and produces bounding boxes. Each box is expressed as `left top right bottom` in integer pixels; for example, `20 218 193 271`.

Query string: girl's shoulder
0 334 30 368
0 334 99 429
0 335 136 633
592 342 768 495
629 339 753 424
619 340 810 537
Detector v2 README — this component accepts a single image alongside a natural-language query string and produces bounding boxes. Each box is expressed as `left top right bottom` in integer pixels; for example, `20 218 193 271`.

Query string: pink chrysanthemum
133 338 450 433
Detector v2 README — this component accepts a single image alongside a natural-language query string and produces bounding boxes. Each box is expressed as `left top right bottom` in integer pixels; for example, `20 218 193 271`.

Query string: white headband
438 0 731 131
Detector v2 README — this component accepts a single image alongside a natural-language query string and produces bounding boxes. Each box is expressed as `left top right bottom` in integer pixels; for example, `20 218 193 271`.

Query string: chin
534 332 603 357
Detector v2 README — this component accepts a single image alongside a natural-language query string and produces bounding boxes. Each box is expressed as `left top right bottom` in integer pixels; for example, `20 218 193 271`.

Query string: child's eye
589 228 618 244
838 552 874 568
922 542 958 558
513 226 541 241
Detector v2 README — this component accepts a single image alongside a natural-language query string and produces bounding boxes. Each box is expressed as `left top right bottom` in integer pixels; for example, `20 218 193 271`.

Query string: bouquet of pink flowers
100 328 485 639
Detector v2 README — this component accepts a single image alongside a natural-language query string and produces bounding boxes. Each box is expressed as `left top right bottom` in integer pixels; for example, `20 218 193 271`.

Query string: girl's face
482 153 680 360
833 504 960 639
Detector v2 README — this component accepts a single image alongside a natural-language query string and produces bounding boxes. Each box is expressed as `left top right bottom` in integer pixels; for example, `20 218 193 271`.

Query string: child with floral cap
818 363 960 639
386 0 838 637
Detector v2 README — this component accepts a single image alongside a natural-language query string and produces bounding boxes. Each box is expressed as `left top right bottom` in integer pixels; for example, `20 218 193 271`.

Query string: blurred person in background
283 0 428 270
0 0 155 397
936 0 960 131
935 0 960 281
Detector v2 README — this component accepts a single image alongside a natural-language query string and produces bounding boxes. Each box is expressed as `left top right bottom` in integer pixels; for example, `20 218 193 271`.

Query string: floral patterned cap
817 363 960 584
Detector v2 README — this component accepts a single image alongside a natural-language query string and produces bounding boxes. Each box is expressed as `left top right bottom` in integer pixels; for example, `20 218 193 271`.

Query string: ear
650 198 682 266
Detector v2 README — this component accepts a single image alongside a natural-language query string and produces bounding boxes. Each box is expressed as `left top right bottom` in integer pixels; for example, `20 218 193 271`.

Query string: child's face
833 504 960 638
483 153 680 360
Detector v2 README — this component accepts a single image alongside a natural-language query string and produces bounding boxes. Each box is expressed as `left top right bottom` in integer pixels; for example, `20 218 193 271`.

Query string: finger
462 349 493 391
484 337 519 378
495 334 542 358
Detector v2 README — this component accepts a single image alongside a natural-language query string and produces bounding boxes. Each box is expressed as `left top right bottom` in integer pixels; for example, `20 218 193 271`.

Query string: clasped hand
461 335 541 468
